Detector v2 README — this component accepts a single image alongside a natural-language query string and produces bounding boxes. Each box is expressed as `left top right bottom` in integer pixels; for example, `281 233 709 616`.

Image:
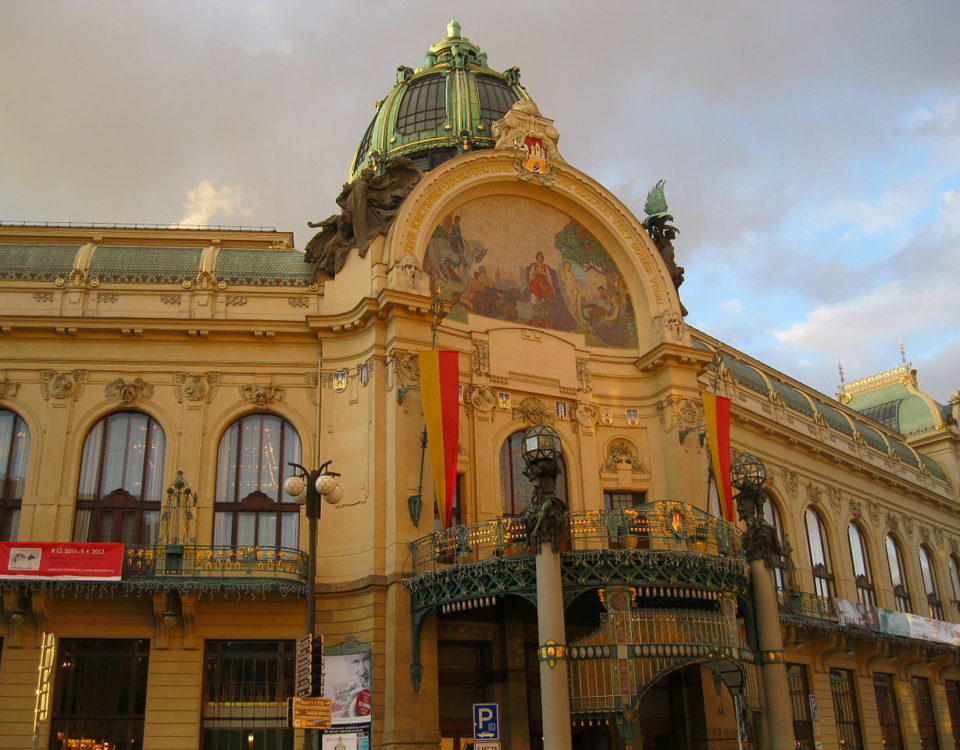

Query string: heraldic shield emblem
522 134 549 175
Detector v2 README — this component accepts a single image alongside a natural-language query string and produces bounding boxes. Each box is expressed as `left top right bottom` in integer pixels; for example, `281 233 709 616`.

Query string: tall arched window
75 412 166 544
919 545 943 620
848 523 875 607
214 414 301 549
763 497 787 589
949 555 960 617
499 431 567 516
0 409 30 541
804 507 834 598
885 535 911 613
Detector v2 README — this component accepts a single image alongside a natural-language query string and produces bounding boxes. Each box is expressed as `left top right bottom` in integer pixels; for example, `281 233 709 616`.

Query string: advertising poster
321 637 372 748
321 722 370 750
0 542 125 580
326 648 372 722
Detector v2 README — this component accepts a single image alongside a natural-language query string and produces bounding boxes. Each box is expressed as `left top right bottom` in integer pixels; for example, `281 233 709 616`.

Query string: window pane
279 513 298 549
236 513 256 547
214 415 302 548
213 514 232 547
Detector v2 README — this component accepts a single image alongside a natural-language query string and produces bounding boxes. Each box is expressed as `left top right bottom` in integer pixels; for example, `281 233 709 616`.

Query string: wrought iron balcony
122 544 307 595
777 587 838 622
409 503 740 573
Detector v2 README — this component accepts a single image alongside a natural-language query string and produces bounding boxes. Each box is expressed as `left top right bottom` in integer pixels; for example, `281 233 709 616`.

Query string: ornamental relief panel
513 397 554 426
652 311 684 343
173 372 220 403
825 485 841 511
0 378 20 399
600 440 648 475
656 395 700 432
573 401 599 429
239 383 286 408
40 369 88 401
386 351 420 392
779 467 798 497
105 377 154 407
465 385 496 414
472 341 490 376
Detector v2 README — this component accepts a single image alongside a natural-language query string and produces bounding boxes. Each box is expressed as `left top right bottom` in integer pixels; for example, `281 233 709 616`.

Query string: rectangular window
873 672 904 750
912 676 941 750
830 668 864 750
786 663 814 750
945 679 960 749
603 491 647 510
202 640 294 750
51 638 149 750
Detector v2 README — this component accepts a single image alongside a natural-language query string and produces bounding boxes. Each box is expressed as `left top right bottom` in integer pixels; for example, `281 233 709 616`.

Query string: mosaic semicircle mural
423 195 638 348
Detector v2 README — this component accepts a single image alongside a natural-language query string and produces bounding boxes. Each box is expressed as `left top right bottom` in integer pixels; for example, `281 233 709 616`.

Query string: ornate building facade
1 20 960 750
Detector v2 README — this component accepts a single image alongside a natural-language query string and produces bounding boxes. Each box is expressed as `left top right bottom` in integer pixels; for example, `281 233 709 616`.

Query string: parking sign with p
473 703 499 740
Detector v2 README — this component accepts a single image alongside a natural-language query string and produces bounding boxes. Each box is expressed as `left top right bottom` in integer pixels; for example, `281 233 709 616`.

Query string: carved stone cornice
635 343 712 375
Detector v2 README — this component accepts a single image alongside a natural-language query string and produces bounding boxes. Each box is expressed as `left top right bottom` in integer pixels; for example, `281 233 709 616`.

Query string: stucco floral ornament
106 377 154 407
40 369 88 401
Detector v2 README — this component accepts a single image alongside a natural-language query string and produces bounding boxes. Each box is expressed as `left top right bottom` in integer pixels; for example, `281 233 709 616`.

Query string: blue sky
2 0 958 402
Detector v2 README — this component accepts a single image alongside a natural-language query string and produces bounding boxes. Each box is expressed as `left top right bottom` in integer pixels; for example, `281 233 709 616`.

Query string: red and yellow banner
0 542 125 580
702 392 734 522
419 350 460 529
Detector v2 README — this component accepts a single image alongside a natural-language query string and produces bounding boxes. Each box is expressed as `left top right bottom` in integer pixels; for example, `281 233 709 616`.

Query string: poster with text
0 542 125 580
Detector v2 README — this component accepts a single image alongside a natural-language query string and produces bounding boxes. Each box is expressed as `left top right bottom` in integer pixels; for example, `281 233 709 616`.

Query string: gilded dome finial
447 16 461 39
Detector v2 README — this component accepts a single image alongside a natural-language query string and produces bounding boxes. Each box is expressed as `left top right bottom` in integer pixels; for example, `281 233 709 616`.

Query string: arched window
804 507 834 598
214 414 301 549
499 431 567 516
763 497 787 589
848 523 875 607
0 409 30 541
75 412 166 544
919 545 943 620
949 555 960 616
885 535 911 613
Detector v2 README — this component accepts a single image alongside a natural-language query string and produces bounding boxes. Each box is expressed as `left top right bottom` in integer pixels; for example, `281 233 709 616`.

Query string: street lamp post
729 453 794 750
284 460 343 750
521 424 573 750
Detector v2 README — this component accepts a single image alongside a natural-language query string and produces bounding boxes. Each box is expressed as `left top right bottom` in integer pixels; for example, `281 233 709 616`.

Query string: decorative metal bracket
678 425 706 446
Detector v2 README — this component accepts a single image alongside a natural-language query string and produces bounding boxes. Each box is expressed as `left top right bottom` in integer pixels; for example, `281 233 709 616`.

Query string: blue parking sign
473 703 499 740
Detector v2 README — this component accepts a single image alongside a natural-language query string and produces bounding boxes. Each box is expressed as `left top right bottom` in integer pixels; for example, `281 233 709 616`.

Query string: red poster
0 542 125 580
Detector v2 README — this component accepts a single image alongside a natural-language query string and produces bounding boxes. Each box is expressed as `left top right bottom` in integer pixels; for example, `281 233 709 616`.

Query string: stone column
535 547 572 750
750 557 794 750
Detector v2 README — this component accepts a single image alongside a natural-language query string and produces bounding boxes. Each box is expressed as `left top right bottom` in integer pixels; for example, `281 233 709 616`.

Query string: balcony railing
777 587 838 621
409 503 740 573
122 544 307 590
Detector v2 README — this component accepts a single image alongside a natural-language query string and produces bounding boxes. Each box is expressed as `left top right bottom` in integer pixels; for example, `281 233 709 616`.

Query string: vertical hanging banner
702 392 734 522
418 350 460 529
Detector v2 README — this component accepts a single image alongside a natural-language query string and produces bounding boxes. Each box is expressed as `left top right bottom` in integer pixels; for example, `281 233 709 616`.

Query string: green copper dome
348 19 531 180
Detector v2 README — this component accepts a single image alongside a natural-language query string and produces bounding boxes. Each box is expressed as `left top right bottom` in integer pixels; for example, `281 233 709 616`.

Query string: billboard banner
0 542 125 580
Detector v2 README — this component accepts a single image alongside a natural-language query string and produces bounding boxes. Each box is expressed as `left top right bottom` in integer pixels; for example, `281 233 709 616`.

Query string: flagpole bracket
678 425 706 446
397 384 420 405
